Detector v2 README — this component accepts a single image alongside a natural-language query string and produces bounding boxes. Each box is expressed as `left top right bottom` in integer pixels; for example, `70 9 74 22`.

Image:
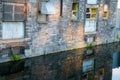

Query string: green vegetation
86 43 94 49
10 54 21 61
116 34 120 40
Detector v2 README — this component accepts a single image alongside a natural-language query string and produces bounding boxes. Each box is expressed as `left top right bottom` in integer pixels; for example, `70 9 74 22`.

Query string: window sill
0 38 30 44
85 32 97 35
38 21 48 24
72 19 79 22
86 4 99 8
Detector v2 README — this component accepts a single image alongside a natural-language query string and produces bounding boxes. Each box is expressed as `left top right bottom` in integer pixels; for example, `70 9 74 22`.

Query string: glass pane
87 0 97 4
72 3 79 10
83 59 94 72
3 13 12 21
86 8 90 13
73 12 77 16
91 14 96 18
15 14 24 21
4 5 13 12
15 5 24 13
37 14 47 22
103 12 108 18
2 22 24 39
86 14 90 18
91 8 97 14
85 20 96 32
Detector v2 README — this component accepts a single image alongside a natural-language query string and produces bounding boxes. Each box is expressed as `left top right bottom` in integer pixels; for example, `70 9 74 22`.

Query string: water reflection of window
82 71 94 80
98 68 104 80
112 67 120 80
82 59 94 73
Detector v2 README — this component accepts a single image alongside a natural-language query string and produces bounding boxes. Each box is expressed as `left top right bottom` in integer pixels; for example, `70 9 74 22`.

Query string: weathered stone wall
27 0 118 56
0 0 119 57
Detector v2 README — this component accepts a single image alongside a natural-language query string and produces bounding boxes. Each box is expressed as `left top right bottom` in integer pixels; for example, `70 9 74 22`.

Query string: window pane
86 14 90 18
4 5 13 12
15 5 24 13
15 14 24 21
103 12 108 17
83 59 94 72
85 20 96 32
91 8 97 14
86 8 90 13
38 14 47 22
72 3 79 10
2 22 24 39
91 14 96 18
73 12 77 16
87 0 97 4
3 13 12 21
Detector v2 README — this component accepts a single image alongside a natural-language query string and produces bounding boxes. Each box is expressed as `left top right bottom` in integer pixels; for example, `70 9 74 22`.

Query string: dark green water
0 42 120 80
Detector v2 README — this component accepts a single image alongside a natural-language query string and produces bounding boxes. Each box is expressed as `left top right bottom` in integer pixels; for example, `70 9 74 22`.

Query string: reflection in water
112 67 120 80
112 52 120 80
113 52 120 68
0 43 119 80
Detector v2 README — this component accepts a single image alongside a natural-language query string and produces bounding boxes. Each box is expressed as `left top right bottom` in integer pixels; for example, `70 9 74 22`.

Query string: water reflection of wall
113 52 120 68
0 43 116 80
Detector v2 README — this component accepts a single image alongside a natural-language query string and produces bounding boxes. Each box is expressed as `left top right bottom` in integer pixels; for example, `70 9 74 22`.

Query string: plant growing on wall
86 43 94 49
85 43 94 55
10 54 21 61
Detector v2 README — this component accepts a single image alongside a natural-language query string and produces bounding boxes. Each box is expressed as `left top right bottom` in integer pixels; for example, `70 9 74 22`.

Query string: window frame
85 7 98 33
86 8 97 19
2 2 27 39
37 1 48 23
2 22 25 39
85 19 97 33
3 2 26 22
72 2 79 21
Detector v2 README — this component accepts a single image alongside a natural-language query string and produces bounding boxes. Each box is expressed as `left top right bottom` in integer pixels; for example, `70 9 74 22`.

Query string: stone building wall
0 0 119 58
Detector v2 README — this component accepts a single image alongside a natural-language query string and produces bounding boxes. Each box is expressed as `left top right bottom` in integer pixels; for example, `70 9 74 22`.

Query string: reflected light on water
112 67 120 80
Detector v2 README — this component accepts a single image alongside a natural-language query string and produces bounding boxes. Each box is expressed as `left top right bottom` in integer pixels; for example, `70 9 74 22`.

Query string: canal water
0 42 120 80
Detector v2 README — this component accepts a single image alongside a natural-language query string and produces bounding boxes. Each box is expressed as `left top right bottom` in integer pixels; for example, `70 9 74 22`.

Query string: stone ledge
0 38 30 44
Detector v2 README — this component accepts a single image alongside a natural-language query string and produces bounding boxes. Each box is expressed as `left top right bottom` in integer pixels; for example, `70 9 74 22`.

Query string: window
116 0 120 28
87 0 97 4
2 22 24 39
86 8 97 19
3 3 26 21
85 8 97 33
2 2 26 39
85 20 96 32
41 2 56 14
72 2 79 20
82 59 94 72
37 1 56 23
103 4 109 19
38 2 47 23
